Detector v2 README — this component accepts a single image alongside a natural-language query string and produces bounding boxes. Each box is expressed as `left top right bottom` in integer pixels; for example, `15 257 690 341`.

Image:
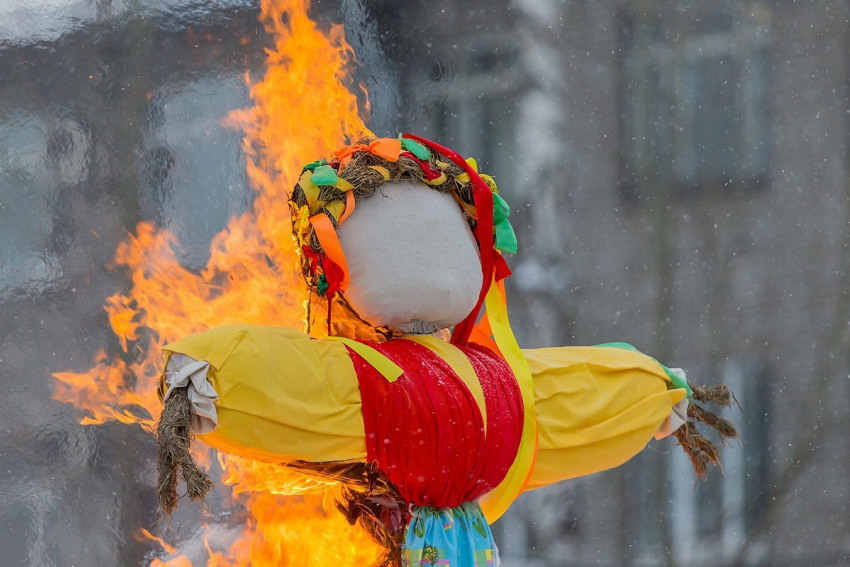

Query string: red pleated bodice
348 339 524 508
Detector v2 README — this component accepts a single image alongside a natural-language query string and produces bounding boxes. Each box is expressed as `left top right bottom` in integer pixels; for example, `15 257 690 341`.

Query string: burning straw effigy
156 134 737 567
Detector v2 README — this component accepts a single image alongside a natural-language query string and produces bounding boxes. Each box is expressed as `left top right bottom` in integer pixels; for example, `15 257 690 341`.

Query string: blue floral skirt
402 502 498 567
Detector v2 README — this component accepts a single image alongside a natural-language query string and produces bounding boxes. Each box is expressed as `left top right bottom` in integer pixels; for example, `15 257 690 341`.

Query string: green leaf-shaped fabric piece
414 517 425 538
311 164 338 186
401 137 431 160
492 193 517 254
472 516 488 538
317 274 329 296
302 159 327 172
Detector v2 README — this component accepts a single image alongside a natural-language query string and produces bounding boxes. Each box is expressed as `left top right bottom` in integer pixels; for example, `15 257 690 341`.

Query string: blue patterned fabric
402 502 498 567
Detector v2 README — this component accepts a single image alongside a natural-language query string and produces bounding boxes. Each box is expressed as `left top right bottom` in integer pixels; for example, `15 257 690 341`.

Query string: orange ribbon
334 138 402 170
338 191 356 225
468 311 500 356
309 212 350 291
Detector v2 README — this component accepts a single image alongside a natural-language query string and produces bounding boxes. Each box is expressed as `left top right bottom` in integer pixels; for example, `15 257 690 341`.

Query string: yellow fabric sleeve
161 325 685 495
522 345 687 491
162 324 366 464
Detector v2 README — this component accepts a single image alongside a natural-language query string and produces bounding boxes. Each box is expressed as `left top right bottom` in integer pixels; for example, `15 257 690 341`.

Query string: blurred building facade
381 1 850 566
0 1 847 566
0 5 268 565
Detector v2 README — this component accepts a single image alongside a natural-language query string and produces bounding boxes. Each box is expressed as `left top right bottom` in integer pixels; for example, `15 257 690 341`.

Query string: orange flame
138 528 177 554
53 0 383 564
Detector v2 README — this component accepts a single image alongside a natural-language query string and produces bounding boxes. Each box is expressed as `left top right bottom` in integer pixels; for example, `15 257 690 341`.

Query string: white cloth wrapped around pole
655 367 689 440
163 353 218 434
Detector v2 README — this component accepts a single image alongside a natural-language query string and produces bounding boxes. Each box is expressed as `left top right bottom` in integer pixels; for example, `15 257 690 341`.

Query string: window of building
141 76 252 269
739 362 770 530
0 111 83 300
617 2 772 202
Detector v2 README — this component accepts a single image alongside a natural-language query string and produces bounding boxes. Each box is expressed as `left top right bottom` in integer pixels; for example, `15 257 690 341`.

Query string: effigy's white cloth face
338 181 483 334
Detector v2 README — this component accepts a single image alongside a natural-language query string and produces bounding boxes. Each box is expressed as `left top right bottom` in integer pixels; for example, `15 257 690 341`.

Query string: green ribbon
317 274 329 296
302 159 327 172
311 164 338 186
594 342 693 398
492 193 517 254
400 137 431 161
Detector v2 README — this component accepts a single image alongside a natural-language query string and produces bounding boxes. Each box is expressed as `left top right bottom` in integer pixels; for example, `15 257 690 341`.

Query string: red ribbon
400 151 443 181
302 245 320 274
322 255 345 299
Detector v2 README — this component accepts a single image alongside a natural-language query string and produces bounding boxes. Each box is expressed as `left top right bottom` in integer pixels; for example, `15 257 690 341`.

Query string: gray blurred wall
380 1 850 566
0 1 847 567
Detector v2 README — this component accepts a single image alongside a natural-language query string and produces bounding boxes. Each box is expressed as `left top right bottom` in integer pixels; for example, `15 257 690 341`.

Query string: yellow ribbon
325 337 403 383
406 335 488 433
476 278 538 524
425 172 448 186
335 177 354 192
324 201 346 225
292 205 311 246
298 170 322 213
369 165 391 181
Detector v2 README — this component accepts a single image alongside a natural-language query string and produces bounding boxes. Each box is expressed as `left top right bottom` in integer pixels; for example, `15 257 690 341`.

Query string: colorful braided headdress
289 133 517 343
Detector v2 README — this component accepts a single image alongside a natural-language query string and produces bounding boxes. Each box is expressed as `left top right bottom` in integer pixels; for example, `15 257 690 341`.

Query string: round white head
337 180 483 334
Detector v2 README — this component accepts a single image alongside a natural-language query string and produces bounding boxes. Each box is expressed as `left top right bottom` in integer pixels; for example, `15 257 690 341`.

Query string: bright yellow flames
53 0 383 564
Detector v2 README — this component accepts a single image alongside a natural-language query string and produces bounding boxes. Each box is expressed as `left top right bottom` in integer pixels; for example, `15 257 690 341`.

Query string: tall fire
52 0 382 564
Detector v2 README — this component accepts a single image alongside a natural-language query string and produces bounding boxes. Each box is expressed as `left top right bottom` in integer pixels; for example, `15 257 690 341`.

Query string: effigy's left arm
522 344 734 491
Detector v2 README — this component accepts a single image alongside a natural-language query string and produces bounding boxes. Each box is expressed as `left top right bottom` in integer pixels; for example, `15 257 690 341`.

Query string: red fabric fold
350 339 524 508
321 255 345 298
400 152 443 181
